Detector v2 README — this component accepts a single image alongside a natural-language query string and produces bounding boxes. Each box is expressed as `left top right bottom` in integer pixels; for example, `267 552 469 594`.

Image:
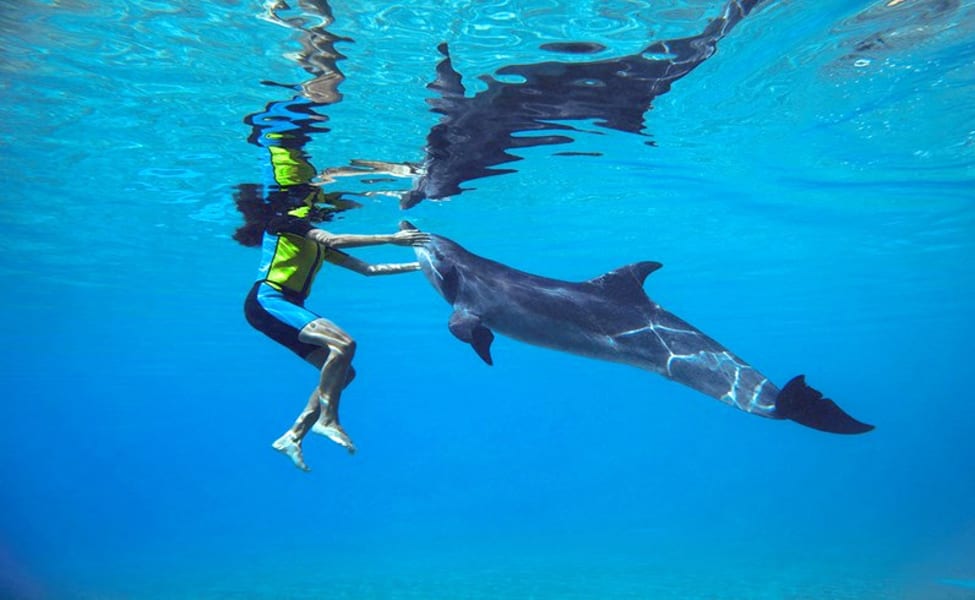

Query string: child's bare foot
272 433 311 472
311 418 357 455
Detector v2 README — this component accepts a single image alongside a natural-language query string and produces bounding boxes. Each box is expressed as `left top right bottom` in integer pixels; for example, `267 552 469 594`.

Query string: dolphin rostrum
403 221 873 434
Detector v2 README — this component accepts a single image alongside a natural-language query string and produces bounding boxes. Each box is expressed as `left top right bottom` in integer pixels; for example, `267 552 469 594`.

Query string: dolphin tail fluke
776 375 874 434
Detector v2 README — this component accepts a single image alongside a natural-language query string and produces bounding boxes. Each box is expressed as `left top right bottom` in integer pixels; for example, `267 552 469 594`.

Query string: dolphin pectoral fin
448 310 495 366
470 327 495 366
775 375 874 434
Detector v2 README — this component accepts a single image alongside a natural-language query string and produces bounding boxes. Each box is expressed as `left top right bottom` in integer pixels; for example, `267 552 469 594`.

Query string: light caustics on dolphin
401 0 767 207
404 221 874 435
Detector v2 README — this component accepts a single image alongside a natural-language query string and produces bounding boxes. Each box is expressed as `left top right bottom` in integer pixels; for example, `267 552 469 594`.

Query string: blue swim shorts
244 281 320 359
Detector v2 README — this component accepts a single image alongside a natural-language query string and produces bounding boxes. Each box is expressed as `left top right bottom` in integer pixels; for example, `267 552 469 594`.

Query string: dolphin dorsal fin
586 261 662 302
429 43 466 99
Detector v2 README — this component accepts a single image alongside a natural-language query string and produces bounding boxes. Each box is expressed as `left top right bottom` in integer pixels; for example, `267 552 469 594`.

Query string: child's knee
331 338 356 359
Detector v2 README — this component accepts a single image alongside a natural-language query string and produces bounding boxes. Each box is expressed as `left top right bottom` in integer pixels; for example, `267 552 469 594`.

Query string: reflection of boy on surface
241 190 428 471
236 2 431 471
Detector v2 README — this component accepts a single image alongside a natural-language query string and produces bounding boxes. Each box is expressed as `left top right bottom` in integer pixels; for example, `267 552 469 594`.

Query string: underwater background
1 0 974 598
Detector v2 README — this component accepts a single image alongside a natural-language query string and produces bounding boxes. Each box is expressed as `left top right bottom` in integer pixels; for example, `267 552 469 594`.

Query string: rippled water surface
1 1 974 598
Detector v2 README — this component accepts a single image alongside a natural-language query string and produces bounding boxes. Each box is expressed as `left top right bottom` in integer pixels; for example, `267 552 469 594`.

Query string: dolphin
402 0 768 207
402 221 873 434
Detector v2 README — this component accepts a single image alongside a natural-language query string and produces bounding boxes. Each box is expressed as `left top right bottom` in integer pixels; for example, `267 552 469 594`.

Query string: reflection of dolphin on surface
403 221 874 434
402 0 767 207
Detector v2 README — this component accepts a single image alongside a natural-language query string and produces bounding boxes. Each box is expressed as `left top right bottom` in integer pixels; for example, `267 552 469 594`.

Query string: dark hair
232 183 353 247
232 184 271 247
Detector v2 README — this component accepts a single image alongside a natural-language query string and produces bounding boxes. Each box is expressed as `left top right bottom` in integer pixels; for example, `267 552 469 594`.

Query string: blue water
2 0 974 598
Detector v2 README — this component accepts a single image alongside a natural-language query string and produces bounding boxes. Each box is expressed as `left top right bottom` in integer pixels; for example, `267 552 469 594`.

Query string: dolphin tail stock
775 375 874 434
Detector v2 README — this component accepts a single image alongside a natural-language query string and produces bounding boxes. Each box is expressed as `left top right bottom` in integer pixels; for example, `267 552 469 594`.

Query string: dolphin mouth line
417 247 444 281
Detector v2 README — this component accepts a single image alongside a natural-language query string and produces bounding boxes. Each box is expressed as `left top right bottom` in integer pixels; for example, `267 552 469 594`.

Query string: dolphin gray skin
403 0 768 208
402 221 873 434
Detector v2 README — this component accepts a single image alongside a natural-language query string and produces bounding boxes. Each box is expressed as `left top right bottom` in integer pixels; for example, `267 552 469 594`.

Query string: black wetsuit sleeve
266 214 314 237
